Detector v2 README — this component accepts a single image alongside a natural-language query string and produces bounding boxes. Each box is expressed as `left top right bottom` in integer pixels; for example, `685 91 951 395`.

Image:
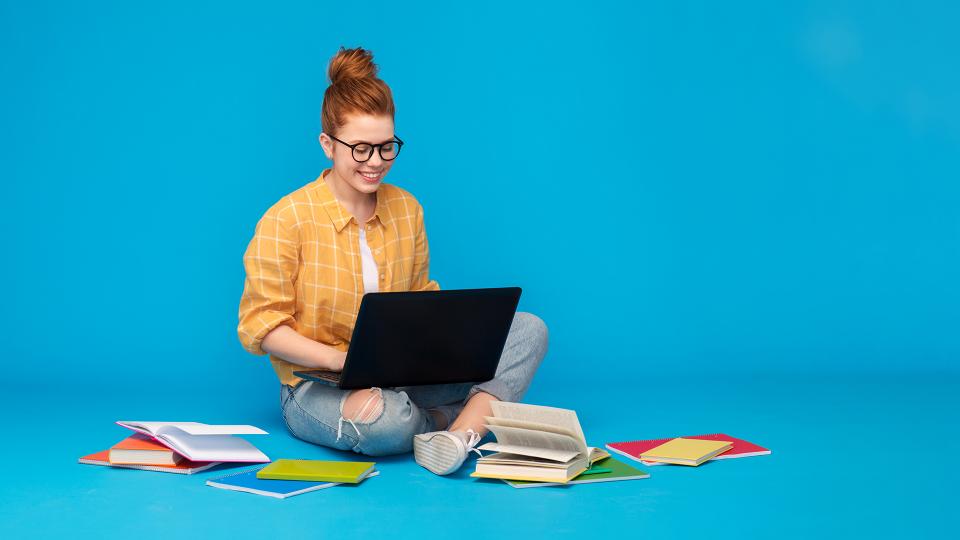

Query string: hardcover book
79 450 218 474
503 456 650 488
109 433 183 465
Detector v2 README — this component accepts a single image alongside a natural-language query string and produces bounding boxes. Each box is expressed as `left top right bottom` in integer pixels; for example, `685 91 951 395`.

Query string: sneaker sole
413 433 462 475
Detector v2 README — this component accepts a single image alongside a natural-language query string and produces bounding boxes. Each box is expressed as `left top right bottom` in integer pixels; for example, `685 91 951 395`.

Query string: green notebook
256 459 376 483
503 457 650 488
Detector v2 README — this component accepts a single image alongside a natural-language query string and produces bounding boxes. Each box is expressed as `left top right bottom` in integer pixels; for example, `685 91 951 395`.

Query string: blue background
1 1 957 539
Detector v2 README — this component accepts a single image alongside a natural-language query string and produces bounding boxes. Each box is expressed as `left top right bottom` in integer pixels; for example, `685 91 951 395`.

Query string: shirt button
367 224 374 231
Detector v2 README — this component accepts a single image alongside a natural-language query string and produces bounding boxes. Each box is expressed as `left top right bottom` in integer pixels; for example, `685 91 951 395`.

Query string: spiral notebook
605 433 770 466
206 465 379 499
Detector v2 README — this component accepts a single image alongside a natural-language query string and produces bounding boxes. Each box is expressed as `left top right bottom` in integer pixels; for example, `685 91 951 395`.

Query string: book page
476 451 578 467
489 402 586 444
476 443 580 463
117 421 204 436
485 425 586 457
118 421 267 436
484 416 579 439
156 427 269 463
589 447 611 463
172 424 267 436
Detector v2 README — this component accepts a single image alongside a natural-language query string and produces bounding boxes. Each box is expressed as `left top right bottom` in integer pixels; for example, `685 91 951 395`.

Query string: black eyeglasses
327 134 404 162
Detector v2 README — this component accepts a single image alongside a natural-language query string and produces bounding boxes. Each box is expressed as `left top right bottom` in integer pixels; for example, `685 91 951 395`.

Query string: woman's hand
327 350 348 372
262 325 348 371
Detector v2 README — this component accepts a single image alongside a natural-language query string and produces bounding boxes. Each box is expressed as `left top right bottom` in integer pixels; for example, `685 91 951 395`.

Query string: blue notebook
206 465 379 499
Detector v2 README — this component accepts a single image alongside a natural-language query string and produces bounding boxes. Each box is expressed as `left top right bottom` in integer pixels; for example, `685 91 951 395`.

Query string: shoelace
464 428 484 458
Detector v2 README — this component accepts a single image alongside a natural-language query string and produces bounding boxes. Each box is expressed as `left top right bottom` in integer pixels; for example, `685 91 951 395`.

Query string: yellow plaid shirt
238 169 439 385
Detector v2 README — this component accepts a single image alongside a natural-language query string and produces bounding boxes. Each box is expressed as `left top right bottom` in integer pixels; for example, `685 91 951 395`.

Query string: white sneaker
413 429 483 475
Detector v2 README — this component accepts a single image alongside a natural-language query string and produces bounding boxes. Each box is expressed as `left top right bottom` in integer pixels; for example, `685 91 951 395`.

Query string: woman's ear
319 133 334 160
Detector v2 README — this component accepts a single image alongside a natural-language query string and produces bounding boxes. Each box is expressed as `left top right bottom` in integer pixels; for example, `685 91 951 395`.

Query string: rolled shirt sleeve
237 202 300 355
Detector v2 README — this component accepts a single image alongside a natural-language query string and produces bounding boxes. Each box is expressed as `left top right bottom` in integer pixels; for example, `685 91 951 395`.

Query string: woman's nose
366 153 384 167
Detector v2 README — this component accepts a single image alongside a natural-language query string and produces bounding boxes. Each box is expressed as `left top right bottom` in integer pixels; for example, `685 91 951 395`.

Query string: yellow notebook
255 459 376 483
639 438 732 466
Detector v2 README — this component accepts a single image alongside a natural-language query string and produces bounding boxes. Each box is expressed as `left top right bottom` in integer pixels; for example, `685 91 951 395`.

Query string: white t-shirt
358 225 379 294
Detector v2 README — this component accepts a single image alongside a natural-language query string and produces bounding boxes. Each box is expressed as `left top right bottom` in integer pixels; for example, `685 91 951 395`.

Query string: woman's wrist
321 348 346 372
263 325 343 370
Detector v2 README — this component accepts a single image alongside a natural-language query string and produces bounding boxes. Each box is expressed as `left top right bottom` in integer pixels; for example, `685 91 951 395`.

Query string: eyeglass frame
326 133 405 162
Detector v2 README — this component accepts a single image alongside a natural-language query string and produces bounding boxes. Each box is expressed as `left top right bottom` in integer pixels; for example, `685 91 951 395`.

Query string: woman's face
319 113 397 196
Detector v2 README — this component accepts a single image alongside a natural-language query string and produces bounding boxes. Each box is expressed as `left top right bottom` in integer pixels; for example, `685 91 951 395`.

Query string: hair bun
328 46 379 85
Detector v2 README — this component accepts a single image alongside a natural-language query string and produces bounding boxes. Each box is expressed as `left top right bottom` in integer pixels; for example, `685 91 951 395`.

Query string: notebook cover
255 459 376 483
640 438 732 465
503 457 650 488
206 465 377 498
605 433 771 466
79 450 218 474
470 468 583 483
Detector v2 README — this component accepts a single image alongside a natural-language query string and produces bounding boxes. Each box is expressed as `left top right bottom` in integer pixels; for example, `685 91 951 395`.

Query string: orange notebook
109 434 183 465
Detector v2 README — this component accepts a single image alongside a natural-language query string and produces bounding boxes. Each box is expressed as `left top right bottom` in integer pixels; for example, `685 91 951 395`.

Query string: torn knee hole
341 388 385 424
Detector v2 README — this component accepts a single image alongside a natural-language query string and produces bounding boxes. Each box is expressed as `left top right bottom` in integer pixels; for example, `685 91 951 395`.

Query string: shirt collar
316 169 390 233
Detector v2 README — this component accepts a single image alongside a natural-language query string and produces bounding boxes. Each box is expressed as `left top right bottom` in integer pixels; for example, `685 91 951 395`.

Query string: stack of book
206 459 379 499
469 402 648 487
78 421 270 474
468 403 772 488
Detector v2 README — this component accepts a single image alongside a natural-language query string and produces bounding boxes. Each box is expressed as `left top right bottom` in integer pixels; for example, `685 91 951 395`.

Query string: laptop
293 287 522 389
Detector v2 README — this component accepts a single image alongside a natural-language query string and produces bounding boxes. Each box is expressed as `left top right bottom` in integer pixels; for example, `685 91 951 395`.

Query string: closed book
79 450 219 475
472 452 589 483
640 438 733 466
109 433 183 465
255 459 376 483
503 457 650 488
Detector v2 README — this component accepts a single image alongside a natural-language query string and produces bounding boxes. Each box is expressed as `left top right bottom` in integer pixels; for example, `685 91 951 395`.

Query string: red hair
321 47 395 136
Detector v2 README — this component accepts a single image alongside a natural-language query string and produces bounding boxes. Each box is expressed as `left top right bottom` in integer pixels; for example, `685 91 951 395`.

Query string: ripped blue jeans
280 312 548 456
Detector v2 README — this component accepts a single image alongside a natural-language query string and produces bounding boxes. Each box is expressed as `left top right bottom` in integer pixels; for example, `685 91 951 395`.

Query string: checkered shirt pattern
238 169 439 385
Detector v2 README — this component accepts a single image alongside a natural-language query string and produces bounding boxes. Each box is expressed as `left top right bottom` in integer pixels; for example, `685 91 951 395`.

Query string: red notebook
605 433 770 466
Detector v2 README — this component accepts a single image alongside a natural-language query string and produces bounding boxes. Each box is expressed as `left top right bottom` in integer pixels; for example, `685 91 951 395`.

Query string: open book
470 402 608 483
116 421 269 463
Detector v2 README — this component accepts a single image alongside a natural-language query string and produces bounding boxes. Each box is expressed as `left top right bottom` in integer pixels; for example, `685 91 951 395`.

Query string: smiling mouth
359 170 382 181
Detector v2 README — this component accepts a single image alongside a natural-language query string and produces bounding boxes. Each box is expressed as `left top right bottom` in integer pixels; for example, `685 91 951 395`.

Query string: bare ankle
428 409 449 430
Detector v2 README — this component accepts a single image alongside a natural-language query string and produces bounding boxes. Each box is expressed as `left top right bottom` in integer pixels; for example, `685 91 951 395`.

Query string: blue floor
1 372 956 539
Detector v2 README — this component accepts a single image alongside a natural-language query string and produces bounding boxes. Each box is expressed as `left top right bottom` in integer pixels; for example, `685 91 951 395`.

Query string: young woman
237 47 547 475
